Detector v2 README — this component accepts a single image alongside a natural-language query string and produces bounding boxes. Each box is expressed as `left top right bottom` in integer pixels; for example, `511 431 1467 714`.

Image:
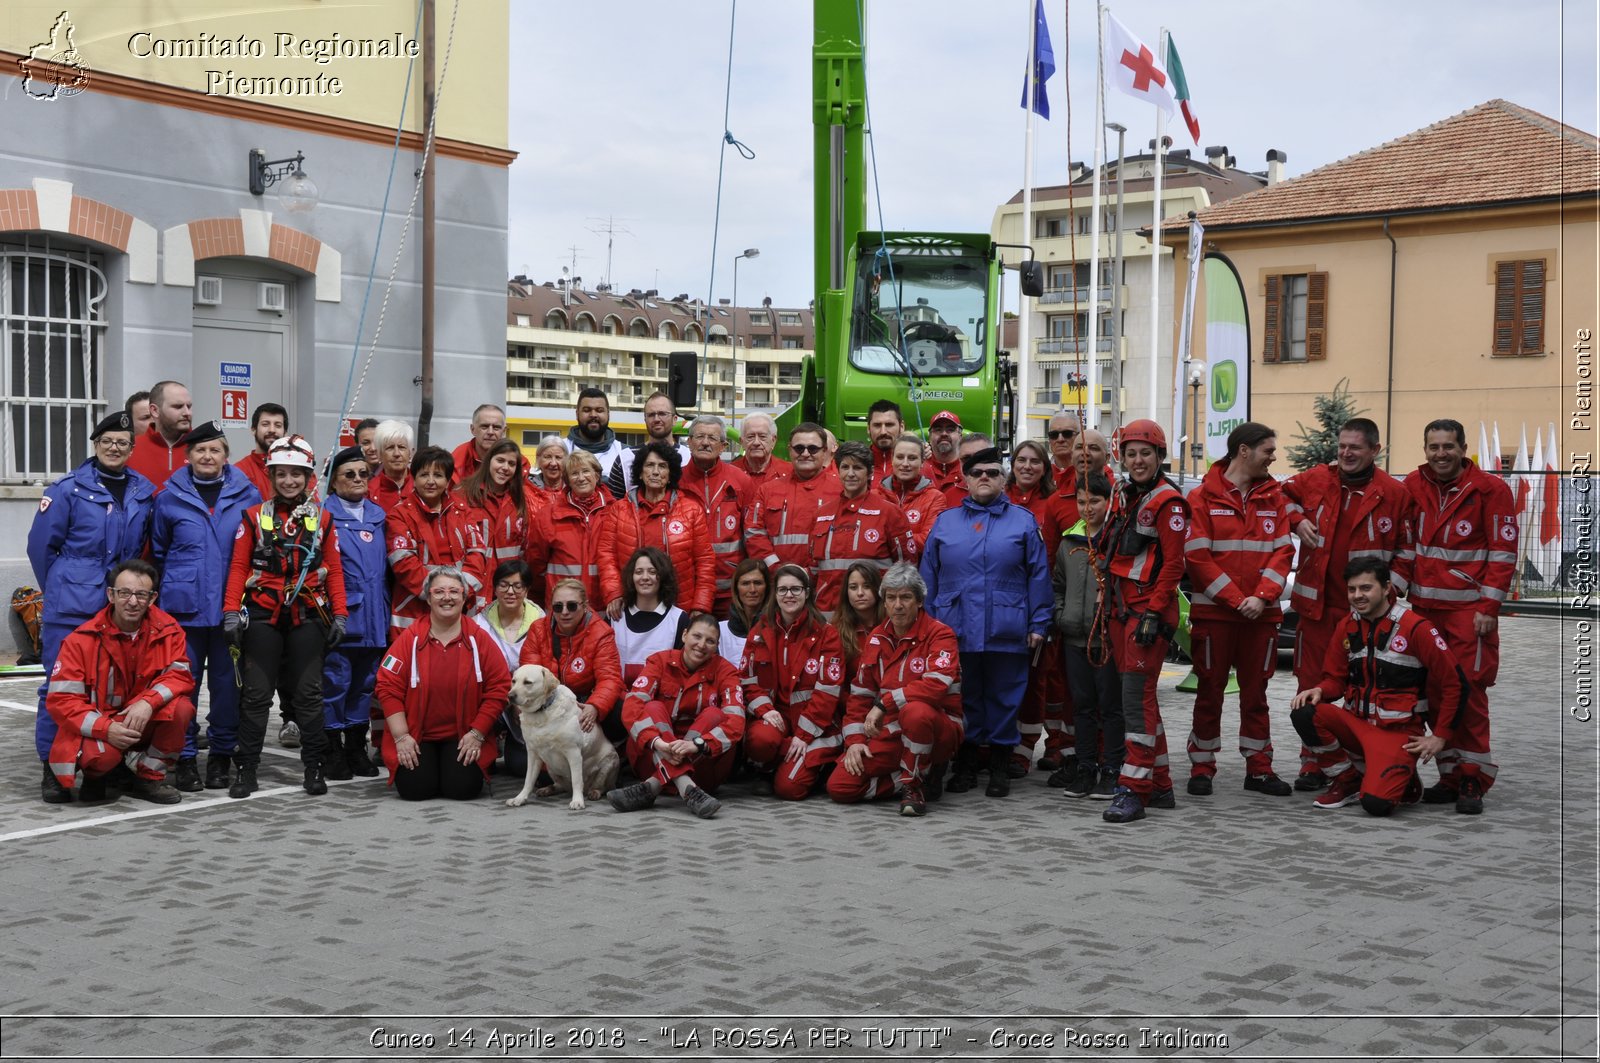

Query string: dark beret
90 411 133 440
961 447 1002 473
180 420 226 447
329 446 366 475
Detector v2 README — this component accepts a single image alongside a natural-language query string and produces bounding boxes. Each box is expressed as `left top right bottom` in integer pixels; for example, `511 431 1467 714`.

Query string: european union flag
1021 0 1055 119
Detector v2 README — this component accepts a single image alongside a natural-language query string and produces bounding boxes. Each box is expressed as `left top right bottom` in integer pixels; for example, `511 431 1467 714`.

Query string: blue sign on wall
220 362 252 387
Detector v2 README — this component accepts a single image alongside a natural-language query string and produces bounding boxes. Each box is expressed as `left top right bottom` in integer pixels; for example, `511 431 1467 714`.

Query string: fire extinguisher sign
221 388 249 424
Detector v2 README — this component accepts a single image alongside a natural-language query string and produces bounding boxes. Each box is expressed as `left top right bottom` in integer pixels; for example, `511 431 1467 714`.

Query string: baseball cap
930 409 962 429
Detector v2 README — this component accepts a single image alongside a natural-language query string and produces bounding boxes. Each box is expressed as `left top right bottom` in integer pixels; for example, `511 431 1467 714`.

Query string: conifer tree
1286 378 1365 470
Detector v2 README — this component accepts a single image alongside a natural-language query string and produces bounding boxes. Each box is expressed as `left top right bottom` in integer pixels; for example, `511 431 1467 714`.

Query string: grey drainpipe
1383 217 1397 472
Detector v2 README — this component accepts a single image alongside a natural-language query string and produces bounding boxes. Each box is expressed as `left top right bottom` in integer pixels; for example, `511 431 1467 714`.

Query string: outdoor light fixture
248 149 319 214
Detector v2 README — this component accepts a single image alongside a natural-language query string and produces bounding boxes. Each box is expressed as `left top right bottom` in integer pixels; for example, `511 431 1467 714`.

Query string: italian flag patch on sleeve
380 654 403 674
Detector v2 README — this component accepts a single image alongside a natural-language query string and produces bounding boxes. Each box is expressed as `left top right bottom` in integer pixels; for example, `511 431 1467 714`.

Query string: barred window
0 237 107 480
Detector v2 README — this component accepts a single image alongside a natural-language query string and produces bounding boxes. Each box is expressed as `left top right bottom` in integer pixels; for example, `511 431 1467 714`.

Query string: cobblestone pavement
0 615 1593 1062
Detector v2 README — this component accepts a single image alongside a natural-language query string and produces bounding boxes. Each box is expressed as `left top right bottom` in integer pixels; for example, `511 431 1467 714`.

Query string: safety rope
330 0 462 461
700 0 755 376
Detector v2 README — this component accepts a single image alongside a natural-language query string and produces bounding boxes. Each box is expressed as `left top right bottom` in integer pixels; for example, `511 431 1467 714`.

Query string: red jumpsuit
827 610 963 803
1182 462 1295 779
811 489 916 612
743 471 836 571
597 489 716 614
374 617 511 779
731 453 792 488
1298 601 1466 804
518 611 625 720
741 614 846 800
455 483 533 569
881 474 948 552
1099 476 1188 800
46 605 195 788
621 649 746 792
1007 482 1071 770
678 460 754 617
1404 459 1516 792
525 490 611 608
384 488 491 635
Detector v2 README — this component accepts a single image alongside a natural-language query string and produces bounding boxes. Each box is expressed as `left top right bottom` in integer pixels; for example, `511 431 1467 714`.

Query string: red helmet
1119 418 1167 455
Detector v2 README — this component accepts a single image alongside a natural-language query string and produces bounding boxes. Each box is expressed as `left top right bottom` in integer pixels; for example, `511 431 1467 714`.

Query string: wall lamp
248 149 319 213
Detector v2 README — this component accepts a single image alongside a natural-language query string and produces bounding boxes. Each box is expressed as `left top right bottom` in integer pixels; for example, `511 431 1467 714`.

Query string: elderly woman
598 441 714 618
1005 437 1071 778
720 557 769 670
530 435 568 502
458 438 534 570
375 566 511 801
519 577 624 746
386 446 491 636
826 563 963 817
812 440 916 612
611 546 690 687
742 565 846 800
369 418 415 512
920 444 1053 798
882 433 948 551
606 612 745 819
526 450 611 608
150 419 258 792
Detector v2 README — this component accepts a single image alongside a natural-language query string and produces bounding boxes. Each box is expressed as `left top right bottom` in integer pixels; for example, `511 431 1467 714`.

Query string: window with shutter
1305 271 1328 360
1262 272 1326 363
1493 258 1545 356
1262 275 1281 363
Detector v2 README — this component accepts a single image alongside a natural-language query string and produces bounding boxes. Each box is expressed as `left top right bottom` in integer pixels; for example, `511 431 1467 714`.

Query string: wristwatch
692 737 709 756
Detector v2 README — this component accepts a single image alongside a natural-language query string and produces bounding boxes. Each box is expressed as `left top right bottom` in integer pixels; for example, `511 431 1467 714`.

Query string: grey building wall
0 88 509 652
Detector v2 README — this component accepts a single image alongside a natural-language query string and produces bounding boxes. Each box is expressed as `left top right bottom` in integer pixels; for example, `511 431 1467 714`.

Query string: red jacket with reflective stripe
452 440 530 484
525 490 611 608
1403 460 1517 617
1313 601 1466 742
370 471 411 513
383 489 490 633
224 500 349 626
678 460 754 604
375 617 511 777
731 454 792 488
597 489 715 613
1183 462 1295 622
1283 463 1417 621
842 610 962 747
518 610 624 714
741 614 846 741
46 605 194 787
623 649 746 754
454 483 533 568
882 475 949 551
811 489 916 612
1099 477 1189 615
744 471 836 571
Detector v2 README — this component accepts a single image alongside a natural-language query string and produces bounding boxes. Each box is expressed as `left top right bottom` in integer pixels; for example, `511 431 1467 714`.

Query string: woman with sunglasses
741 564 846 800
1005 438 1071 778
481 559 545 777
317 446 389 781
458 438 537 573
881 433 947 552
811 441 916 612
719 557 769 670
519 578 624 746
920 445 1053 798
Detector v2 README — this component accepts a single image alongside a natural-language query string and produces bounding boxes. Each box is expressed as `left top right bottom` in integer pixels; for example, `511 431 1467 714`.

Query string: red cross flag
1104 11 1176 119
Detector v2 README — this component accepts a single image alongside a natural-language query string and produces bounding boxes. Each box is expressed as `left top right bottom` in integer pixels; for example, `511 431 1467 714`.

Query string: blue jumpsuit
321 496 390 732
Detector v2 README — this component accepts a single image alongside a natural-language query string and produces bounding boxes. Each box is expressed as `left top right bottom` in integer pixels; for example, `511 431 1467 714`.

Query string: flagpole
1018 0 1038 444
1085 3 1106 432
1149 28 1169 425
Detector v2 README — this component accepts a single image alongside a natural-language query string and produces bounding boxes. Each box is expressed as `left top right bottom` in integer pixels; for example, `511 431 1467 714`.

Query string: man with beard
866 399 904 481
235 403 318 500
565 388 631 499
128 380 193 488
922 411 964 503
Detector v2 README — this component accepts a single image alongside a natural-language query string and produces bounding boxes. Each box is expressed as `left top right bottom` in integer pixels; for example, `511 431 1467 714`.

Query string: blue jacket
150 466 259 627
921 494 1053 654
323 495 390 648
27 460 156 623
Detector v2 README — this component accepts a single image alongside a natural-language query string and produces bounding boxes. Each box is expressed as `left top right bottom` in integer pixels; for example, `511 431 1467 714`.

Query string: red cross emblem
804 657 819 674
1262 518 1275 535
1390 635 1408 653
668 520 685 536
1378 517 1392 533
864 528 880 543
1455 520 1472 537
570 656 586 673
908 508 920 522
1120 44 1166 92
909 657 926 674
724 514 737 531
359 530 373 542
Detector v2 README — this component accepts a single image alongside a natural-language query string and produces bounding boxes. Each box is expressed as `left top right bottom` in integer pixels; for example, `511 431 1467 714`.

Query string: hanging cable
329 0 461 462
700 0 755 386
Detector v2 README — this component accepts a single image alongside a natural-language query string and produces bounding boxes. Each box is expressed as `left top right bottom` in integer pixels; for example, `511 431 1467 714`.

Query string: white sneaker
278 720 301 749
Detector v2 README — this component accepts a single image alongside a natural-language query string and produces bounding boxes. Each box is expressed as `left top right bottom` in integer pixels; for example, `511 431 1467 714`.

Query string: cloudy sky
507 0 1595 306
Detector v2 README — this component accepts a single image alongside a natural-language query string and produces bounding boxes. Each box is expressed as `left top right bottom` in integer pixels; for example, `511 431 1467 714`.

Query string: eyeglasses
550 601 583 614
791 444 823 455
967 467 1004 480
339 468 370 480
96 438 134 450
1048 430 1077 441
495 581 526 592
775 586 807 596
111 589 154 603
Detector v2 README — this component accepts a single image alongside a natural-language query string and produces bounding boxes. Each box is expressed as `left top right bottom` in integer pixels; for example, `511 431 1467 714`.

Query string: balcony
1036 336 1119 355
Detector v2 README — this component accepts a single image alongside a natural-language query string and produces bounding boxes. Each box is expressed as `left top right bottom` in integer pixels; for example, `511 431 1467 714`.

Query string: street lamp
1187 360 1206 480
731 247 759 420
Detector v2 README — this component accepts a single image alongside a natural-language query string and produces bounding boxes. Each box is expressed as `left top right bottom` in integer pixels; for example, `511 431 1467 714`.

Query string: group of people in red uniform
33 379 1512 825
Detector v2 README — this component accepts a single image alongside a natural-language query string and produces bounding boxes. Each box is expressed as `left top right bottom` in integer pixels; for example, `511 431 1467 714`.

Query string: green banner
1203 256 1249 460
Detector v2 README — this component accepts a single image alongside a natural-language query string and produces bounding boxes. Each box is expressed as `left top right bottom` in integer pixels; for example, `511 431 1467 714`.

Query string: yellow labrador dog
505 664 620 810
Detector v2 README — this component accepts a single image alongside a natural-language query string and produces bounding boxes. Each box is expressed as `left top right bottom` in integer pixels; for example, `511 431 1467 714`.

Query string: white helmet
266 434 316 471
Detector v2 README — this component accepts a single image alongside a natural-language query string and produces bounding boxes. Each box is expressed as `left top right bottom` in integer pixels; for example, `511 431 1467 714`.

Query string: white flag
1104 11 1177 118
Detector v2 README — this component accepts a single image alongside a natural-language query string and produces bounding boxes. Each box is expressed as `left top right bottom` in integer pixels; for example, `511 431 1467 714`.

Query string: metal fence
1498 470 1596 599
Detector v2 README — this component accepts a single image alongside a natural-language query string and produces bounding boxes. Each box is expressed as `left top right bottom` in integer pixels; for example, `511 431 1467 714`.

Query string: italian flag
1167 34 1201 145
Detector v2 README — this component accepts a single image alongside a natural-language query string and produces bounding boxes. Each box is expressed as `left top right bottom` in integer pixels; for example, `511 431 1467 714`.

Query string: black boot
41 762 72 804
304 762 328 796
173 757 203 793
228 762 258 800
345 728 379 778
945 742 980 793
985 744 1012 797
323 730 353 781
204 754 231 790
